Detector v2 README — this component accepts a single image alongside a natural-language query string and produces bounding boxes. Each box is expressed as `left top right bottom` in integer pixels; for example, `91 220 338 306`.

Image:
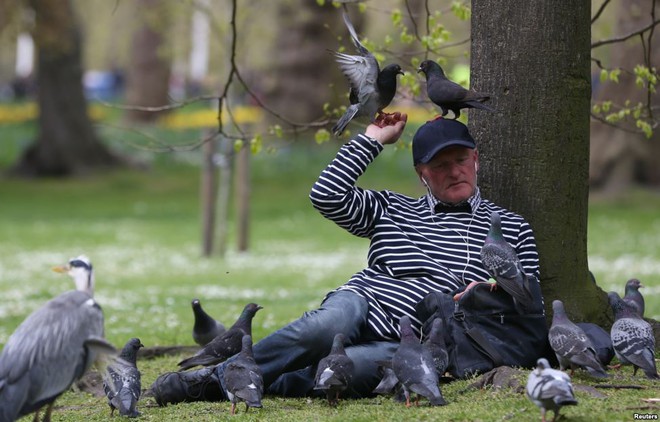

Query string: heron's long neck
75 271 95 296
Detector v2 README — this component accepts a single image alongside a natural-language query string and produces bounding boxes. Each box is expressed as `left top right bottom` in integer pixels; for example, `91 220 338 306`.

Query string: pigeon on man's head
178 303 262 370
392 315 446 407
526 358 578 422
223 335 263 415
191 298 226 346
103 337 144 417
313 333 355 406
331 6 403 136
480 211 535 314
623 278 645 318
548 300 608 378
417 59 494 120
423 318 449 377
608 292 658 379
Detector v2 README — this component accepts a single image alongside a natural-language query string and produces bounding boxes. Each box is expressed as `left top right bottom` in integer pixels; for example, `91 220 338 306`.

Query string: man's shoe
149 367 225 406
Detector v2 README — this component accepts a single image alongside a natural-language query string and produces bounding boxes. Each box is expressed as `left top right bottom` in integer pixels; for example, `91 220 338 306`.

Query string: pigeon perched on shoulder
423 318 449 378
418 59 494 120
191 298 226 346
608 292 658 379
392 315 446 407
526 358 578 422
178 303 262 370
103 337 144 417
223 335 264 415
314 333 355 406
330 6 403 136
548 300 608 378
623 278 645 318
480 211 535 314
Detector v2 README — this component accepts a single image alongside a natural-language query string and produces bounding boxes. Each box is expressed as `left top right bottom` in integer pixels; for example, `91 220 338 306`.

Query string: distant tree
11 0 121 177
470 1 609 324
124 0 172 123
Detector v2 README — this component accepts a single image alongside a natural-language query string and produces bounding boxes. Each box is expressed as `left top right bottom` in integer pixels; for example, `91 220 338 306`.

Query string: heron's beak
52 265 69 273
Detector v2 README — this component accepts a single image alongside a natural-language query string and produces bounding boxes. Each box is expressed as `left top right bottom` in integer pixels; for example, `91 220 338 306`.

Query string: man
151 113 540 403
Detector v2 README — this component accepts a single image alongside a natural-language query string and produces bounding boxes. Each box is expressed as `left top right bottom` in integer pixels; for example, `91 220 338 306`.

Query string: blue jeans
215 291 398 398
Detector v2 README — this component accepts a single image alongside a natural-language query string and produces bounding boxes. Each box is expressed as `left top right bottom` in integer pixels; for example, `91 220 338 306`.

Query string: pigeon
608 292 658 379
423 318 449 378
418 59 494 120
623 278 645 318
103 337 144 417
372 360 400 395
331 6 403 136
526 358 578 422
548 300 608 378
0 255 116 422
392 315 446 407
313 333 355 406
178 303 262 370
480 211 535 314
223 335 264 415
191 298 226 346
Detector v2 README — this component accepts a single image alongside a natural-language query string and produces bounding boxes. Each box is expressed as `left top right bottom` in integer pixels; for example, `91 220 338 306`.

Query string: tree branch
591 18 660 48
591 0 611 25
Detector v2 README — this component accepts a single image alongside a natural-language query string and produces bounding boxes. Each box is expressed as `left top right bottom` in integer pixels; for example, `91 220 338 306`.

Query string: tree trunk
124 0 172 123
260 1 346 126
470 0 609 324
590 0 660 191
10 0 121 177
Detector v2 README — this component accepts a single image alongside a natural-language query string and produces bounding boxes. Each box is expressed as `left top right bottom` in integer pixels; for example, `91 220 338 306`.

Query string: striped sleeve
515 220 540 280
309 134 388 238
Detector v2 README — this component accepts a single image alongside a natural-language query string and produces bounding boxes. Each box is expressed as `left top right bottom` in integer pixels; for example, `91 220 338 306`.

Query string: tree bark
470 1 609 324
10 0 121 177
124 0 172 123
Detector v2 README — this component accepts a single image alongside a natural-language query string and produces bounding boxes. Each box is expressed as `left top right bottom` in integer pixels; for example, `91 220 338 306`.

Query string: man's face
416 146 478 204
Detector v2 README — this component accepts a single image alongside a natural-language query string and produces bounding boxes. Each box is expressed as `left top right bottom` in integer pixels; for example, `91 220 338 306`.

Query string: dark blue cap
412 117 476 165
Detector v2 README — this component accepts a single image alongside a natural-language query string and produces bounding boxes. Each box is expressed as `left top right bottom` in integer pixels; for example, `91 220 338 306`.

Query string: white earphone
421 177 429 187
474 162 478 172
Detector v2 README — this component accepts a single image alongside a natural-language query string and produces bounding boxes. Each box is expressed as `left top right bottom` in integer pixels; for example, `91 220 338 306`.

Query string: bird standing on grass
479 211 535 313
608 292 658 379
418 59 494 120
392 315 446 407
223 335 263 415
178 303 262 370
548 300 608 378
0 255 116 422
313 333 355 406
623 278 645 318
191 299 226 347
526 358 578 422
103 337 144 418
331 6 403 136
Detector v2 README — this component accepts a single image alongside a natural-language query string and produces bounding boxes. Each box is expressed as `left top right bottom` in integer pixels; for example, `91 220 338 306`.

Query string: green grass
1 122 659 421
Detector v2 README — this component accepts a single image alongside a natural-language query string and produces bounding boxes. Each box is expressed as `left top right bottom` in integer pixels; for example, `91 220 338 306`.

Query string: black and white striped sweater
310 134 540 340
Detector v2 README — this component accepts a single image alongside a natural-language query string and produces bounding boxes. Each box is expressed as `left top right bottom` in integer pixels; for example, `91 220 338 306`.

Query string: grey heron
0 255 115 422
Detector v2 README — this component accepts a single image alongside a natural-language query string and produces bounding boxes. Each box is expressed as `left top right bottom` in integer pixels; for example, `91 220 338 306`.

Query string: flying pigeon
0 256 116 422
623 278 645 318
331 6 403 136
480 211 535 314
178 303 262 370
392 315 446 407
103 337 144 417
526 358 578 422
418 59 494 120
548 300 608 378
423 318 449 378
191 298 226 346
223 335 264 415
608 292 658 379
313 333 355 406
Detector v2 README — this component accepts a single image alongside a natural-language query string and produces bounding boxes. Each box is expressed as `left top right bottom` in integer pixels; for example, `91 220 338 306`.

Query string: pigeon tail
462 100 495 112
116 388 139 417
333 104 360 136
